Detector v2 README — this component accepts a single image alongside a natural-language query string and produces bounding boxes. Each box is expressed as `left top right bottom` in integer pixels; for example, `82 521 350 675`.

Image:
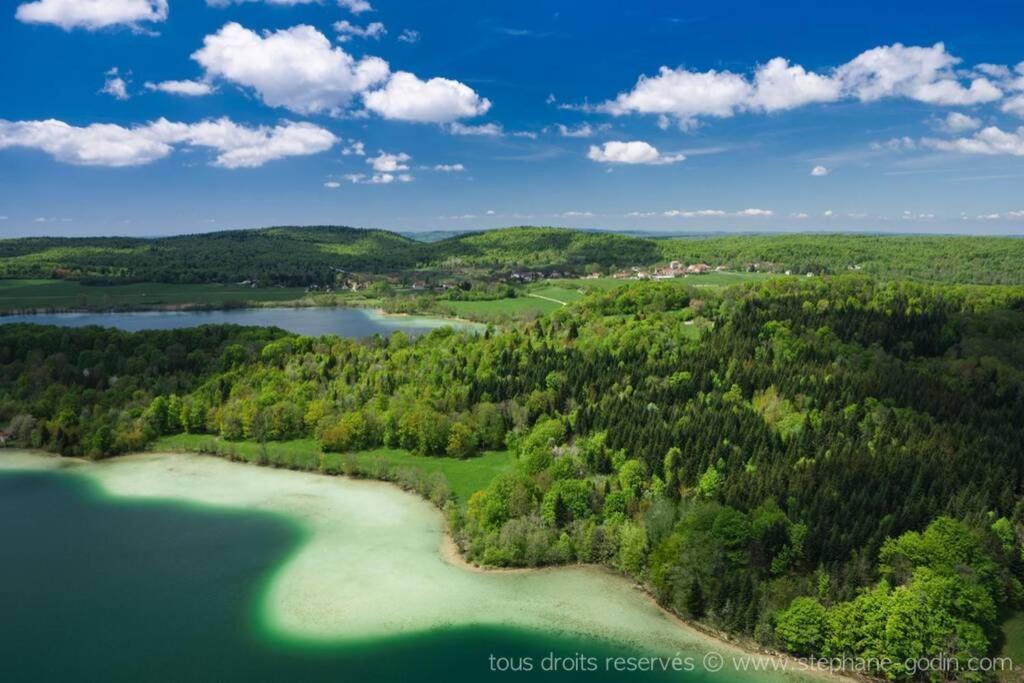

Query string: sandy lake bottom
0 450 827 682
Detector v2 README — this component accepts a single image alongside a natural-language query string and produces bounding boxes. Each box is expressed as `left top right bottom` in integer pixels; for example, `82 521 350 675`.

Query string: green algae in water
0 453 820 682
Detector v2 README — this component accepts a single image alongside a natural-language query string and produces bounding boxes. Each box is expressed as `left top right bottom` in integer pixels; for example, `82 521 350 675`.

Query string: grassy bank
152 434 512 502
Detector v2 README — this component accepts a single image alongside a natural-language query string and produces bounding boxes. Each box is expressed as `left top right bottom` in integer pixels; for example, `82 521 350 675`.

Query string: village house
510 271 544 283
304 284 333 294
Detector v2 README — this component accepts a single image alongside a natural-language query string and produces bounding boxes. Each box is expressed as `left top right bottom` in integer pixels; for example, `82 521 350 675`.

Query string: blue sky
1 0 1023 237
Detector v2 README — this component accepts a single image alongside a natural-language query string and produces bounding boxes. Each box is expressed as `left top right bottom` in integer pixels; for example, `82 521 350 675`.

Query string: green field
441 273 769 322
550 271 773 292
527 285 586 304
548 277 628 291
152 434 513 501
443 296 562 319
0 279 308 312
683 271 775 287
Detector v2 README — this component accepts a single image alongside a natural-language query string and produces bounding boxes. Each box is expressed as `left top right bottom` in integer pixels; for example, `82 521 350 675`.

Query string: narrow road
527 293 568 306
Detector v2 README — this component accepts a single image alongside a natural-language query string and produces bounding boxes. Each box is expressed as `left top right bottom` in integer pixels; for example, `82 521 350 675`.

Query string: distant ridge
2 225 1023 286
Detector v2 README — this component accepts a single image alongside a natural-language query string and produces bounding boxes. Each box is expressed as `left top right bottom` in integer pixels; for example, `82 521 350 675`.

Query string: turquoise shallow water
0 454 820 683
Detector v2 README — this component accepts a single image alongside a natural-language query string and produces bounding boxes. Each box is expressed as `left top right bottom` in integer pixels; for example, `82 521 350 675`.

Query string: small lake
0 451 820 683
0 307 481 338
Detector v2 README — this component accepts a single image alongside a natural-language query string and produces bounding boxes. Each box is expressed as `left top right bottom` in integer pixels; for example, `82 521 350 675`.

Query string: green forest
2 225 1024 286
3 274 1024 680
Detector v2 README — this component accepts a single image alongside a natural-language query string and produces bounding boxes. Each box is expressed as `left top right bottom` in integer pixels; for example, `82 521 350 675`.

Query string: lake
0 450 827 683
0 307 481 337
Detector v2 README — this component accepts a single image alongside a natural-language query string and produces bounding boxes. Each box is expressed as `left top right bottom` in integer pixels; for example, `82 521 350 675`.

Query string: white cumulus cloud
144 80 215 96
0 119 173 166
924 126 1024 156
193 23 488 123
602 67 753 129
0 117 337 168
342 172 412 184
337 0 372 10
555 123 605 138
750 57 842 112
836 43 1000 105
397 29 420 44
1003 95 1024 117
367 151 410 172
193 23 389 116
340 139 365 155
100 69 130 100
433 163 464 172
934 112 981 132
447 122 503 136
15 0 167 31
810 165 830 176
600 42 1005 129
586 140 685 165
334 20 385 42
662 209 726 217
363 71 491 123
873 136 917 151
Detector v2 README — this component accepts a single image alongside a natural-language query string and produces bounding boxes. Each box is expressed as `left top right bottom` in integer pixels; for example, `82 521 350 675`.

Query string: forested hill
1 225 1023 285
424 227 663 268
0 226 421 286
660 233 1024 286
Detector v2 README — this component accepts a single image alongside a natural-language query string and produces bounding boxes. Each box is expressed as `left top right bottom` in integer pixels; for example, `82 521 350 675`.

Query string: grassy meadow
442 296 563 319
153 433 513 501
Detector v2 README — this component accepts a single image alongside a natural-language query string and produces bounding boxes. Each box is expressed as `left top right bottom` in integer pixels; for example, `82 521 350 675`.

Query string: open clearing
440 272 771 321
549 271 773 292
442 296 561 319
153 434 513 501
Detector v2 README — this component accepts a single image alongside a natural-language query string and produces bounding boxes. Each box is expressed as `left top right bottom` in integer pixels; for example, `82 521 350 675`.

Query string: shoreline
0 302 481 331
439 524 856 682
2 447 853 681
368 306 485 329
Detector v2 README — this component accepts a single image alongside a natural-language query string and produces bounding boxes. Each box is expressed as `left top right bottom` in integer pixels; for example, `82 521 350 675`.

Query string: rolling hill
1 225 1023 286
